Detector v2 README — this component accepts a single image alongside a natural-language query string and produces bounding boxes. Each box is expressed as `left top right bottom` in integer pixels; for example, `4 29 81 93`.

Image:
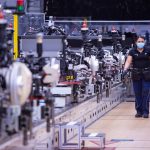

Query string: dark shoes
135 113 149 118
135 113 142 118
143 114 149 118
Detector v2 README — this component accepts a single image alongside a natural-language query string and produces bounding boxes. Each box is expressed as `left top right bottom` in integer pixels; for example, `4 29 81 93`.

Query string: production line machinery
0 7 60 147
0 6 32 142
49 20 127 106
0 8 134 149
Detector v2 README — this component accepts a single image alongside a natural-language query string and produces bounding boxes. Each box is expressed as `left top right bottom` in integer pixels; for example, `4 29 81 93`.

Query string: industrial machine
0 3 138 149
0 6 32 142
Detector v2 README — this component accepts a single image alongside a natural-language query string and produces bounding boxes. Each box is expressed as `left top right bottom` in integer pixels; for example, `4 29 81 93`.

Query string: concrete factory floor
85 102 150 150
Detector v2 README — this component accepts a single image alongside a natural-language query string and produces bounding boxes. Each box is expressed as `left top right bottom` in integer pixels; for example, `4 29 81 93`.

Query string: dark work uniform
129 48 150 115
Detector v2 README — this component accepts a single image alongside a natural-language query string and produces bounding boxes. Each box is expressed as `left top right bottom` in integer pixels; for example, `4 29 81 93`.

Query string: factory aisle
86 102 150 150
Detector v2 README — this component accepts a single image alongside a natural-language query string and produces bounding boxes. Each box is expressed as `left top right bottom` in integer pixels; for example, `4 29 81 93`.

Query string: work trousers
133 79 150 115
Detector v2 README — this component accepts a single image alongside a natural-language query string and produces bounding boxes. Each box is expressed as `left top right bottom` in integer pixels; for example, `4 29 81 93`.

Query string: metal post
13 14 19 60
23 127 28 145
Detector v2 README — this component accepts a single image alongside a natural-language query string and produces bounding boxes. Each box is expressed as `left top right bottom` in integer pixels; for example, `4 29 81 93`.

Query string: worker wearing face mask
123 36 150 118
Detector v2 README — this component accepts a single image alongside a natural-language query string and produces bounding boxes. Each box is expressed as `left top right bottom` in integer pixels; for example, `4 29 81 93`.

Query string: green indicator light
18 5 24 11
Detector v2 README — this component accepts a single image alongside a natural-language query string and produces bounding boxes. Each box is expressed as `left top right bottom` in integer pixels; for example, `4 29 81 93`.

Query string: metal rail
53 20 150 23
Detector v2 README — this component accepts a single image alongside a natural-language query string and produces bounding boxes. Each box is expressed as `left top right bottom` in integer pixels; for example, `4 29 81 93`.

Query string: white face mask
136 42 145 49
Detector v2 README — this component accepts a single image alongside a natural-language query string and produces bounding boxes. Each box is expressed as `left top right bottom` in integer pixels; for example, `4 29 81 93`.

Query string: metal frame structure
0 83 125 150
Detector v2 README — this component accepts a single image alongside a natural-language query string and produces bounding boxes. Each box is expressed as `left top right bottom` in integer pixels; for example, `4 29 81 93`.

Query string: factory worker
123 36 150 118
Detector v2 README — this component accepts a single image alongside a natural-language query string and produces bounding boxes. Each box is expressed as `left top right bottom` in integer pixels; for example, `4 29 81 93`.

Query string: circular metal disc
9 62 32 105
